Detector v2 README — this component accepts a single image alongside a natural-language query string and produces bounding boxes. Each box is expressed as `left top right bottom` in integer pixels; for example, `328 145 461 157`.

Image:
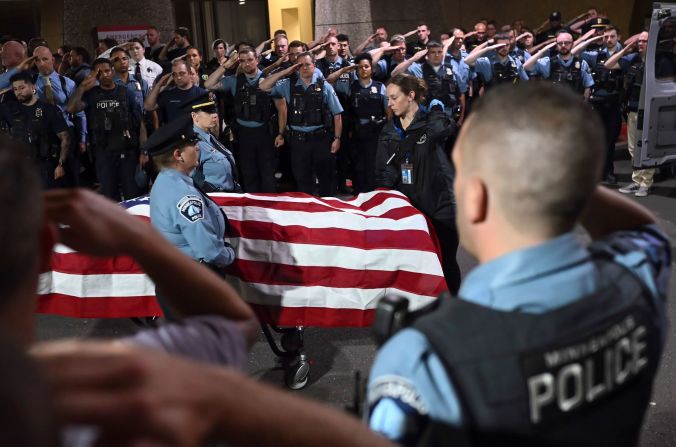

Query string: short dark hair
426 40 442 49
147 25 159 32
99 38 118 49
58 45 71 54
174 26 190 38
128 37 145 46
273 29 287 37
353 52 372 65
289 40 308 51
296 51 315 63
494 33 511 42
92 57 112 69
71 46 90 63
110 47 130 59
336 33 349 43
9 71 34 85
185 45 201 56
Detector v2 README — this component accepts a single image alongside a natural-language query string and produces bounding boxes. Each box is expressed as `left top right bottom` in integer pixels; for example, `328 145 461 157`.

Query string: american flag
37 190 446 327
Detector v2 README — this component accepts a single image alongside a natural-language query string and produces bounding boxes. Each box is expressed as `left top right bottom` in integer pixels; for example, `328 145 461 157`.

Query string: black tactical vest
349 80 386 122
422 63 458 109
412 257 662 447
624 57 645 112
288 76 332 128
234 73 272 123
90 86 136 152
591 52 622 96
490 58 520 87
316 57 350 78
9 103 58 160
549 57 585 93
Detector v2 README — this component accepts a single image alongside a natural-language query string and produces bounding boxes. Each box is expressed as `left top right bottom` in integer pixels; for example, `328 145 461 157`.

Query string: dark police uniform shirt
156 85 208 125
0 100 68 148
82 85 142 130
367 226 670 444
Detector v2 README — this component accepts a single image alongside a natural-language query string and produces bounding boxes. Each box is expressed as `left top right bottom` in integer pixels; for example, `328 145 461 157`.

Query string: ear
173 148 183 161
38 222 58 272
408 90 416 102
465 177 488 224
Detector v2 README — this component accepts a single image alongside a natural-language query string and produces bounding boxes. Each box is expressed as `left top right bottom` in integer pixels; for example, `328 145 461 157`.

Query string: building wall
59 0 175 55
268 0 314 43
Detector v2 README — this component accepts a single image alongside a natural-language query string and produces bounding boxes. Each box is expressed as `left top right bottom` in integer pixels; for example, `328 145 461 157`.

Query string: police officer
110 47 149 112
181 94 240 193
576 25 624 185
32 45 87 186
368 82 669 447
185 46 212 88
67 58 145 201
267 52 343 196
524 31 594 98
144 59 207 127
0 71 70 188
465 33 529 94
372 35 408 83
142 118 235 314
205 48 279 192
332 53 387 193
406 23 431 58
393 40 466 122
64 47 92 86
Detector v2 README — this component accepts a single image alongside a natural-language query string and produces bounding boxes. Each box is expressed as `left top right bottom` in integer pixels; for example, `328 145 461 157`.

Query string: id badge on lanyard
401 154 413 185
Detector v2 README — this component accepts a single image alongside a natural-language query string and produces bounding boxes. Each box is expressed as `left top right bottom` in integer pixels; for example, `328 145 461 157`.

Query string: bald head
33 46 54 75
454 83 604 241
1 41 25 68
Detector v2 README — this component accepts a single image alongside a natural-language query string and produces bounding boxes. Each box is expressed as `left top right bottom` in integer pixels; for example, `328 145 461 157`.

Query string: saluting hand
80 70 99 92
412 48 428 61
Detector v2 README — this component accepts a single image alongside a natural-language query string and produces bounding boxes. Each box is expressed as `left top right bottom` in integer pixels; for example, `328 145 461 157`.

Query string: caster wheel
280 331 302 353
285 361 310 390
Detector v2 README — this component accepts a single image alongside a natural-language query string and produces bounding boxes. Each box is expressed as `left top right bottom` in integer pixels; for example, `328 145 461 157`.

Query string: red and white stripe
38 190 446 327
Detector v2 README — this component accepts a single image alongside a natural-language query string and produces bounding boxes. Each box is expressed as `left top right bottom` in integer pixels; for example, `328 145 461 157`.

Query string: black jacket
375 108 456 222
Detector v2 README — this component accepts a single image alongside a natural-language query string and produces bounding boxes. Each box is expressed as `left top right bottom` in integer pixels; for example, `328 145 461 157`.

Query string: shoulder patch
368 375 428 415
416 133 428 145
177 195 204 222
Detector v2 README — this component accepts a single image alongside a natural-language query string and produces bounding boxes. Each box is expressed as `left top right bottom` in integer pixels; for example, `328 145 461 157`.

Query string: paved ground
36 146 676 445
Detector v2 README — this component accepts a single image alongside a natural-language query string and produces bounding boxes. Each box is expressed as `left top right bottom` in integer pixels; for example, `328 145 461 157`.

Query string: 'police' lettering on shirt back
524 314 650 424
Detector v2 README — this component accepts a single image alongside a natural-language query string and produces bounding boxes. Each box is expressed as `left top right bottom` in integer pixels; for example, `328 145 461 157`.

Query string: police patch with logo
177 195 204 222
416 133 428 145
368 375 429 415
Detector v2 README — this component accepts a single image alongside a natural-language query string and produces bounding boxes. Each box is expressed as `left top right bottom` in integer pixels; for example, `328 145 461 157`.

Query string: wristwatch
334 135 341 140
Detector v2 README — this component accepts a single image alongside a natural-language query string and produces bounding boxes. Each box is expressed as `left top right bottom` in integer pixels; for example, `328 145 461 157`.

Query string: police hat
180 93 218 114
141 115 198 157
591 17 611 29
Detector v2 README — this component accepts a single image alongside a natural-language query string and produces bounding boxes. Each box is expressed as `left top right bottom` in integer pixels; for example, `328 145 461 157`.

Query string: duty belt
286 127 328 141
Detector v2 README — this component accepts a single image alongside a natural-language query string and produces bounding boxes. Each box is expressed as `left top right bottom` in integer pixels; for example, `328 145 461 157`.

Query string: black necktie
134 63 142 83
209 135 240 185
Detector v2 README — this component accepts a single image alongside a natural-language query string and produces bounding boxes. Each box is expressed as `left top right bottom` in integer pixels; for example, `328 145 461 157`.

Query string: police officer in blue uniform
368 83 670 447
205 47 279 192
67 58 146 201
269 52 343 196
142 118 235 315
180 94 240 193
577 25 625 184
332 53 387 193
524 31 595 98
0 71 70 188
465 33 529 92
110 47 150 112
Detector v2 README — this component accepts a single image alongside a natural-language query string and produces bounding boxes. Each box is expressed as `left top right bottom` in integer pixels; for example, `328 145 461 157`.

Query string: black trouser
350 125 380 194
94 148 142 201
429 217 461 294
591 96 622 180
237 124 277 193
336 124 352 191
286 130 335 196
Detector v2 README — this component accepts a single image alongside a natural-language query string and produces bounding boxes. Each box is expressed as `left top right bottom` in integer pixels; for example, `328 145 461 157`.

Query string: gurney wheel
285 359 310 390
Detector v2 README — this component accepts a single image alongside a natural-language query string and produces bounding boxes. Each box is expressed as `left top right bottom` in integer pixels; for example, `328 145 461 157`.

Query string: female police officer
375 73 460 293
181 94 241 193
142 117 235 293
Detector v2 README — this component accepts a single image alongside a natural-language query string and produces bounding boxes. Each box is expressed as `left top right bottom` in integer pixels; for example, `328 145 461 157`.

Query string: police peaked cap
141 115 198 156
591 17 611 29
179 93 218 114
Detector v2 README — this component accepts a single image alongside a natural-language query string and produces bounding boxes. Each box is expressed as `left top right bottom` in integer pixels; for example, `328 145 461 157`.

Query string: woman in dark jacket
375 73 461 293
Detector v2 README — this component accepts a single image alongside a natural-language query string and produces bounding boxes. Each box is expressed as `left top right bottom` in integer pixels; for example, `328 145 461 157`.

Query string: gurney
38 190 446 389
